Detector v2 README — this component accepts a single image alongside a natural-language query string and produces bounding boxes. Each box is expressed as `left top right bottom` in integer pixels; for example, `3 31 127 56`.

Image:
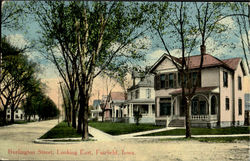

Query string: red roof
110 92 125 100
170 86 218 95
179 54 229 69
222 57 241 70
150 53 243 74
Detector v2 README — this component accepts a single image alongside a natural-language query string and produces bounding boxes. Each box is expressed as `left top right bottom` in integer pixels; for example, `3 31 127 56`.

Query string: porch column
131 104 134 117
149 104 152 116
208 94 211 119
171 101 173 116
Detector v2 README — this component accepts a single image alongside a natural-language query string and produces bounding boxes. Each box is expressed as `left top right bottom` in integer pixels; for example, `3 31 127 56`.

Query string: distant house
126 72 155 123
6 107 25 121
110 92 126 122
90 99 102 121
150 53 248 128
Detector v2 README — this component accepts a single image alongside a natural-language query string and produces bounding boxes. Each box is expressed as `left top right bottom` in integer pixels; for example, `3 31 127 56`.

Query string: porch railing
191 115 217 120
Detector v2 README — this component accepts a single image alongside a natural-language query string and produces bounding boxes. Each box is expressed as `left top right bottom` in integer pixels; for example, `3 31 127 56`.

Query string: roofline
149 53 181 74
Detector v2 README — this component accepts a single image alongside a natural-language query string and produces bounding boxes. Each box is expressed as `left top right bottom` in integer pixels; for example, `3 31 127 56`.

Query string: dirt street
0 120 249 161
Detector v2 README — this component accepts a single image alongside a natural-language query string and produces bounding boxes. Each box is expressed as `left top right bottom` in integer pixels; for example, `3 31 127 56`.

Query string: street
0 120 249 161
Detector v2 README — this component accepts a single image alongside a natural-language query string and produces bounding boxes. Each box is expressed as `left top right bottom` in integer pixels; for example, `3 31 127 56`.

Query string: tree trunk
72 107 76 128
80 93 89 140
77 104 83 133
82 102 89 140
3 108 7 125
185 98 191 138
102 110 104 122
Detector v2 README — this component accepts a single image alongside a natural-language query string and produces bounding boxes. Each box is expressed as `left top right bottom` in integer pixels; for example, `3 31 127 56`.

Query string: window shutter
154 76 157 90
173 73 177 88
165 73 169 89
155 75 160 90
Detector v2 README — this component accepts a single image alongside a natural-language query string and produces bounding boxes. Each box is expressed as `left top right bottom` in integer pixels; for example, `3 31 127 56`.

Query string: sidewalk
89 126 250 141
88 126 119 141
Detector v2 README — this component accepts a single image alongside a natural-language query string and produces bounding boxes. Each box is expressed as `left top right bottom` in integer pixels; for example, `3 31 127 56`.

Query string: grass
159 136 250 143
40 121 87 139
88 122 164 135
14 120 36 124
140 126 250 136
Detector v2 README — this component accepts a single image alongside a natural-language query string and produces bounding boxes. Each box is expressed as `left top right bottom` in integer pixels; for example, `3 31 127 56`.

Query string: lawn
40 121 82 139
88 122 164 135
159 136 250 143
140 126 250 136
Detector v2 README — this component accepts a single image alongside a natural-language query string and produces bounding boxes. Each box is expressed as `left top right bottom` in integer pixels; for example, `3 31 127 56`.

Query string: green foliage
133 110 142 126
1 1 28 32
36 95 59 120
89 122 164 135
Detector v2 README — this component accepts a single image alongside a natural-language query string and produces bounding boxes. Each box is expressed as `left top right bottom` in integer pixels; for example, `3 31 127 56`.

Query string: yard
139 126 250 136
88 122 164 135
40 121 82 139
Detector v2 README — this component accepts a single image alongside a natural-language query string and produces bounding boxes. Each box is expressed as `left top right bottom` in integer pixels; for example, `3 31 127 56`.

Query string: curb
34 137 96 144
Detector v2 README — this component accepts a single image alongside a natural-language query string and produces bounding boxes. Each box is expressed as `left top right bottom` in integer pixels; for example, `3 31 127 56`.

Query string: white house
126 72 155 123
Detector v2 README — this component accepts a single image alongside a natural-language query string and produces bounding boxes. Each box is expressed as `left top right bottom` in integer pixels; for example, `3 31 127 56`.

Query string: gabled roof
222 57 241 70
110 92 125 101
128 74 154 91
149 53 244 73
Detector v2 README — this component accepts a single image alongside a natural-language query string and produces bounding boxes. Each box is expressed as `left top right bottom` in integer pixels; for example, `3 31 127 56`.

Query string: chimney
200 45 206 55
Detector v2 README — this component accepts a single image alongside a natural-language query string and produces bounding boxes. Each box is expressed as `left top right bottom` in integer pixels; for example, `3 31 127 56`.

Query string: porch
156 87 220 127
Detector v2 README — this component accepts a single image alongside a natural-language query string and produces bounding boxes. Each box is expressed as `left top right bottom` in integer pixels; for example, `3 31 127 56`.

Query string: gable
155 57 177 71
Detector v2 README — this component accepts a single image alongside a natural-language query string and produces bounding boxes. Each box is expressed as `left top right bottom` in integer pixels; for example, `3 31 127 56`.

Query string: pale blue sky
3 1 249 80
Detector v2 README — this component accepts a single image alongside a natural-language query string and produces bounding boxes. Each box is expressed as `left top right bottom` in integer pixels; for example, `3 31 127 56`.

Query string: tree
231 2 250 72
99 75 117 122
133 110 142 126
0 38 40 124
29 1 151 140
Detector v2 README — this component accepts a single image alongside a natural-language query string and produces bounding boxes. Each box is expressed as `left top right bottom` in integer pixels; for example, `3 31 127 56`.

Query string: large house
150 53 248 128
126 71 155 123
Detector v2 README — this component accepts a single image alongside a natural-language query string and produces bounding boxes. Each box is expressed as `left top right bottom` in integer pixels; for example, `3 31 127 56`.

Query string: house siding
233 62 245 125
219 67 233 125
201 68 220 87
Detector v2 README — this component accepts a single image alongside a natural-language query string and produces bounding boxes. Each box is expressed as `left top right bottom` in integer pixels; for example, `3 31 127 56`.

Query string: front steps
168 119 185 127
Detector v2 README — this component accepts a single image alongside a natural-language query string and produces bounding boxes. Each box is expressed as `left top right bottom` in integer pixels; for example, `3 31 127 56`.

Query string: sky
2 1 250 107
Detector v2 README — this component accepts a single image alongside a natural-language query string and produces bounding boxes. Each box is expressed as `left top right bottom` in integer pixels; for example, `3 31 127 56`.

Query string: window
238 98 242 115
7 115 10 119
16 110 18 113
152 105 155 114
160 74 166 88
135 90 139 99
146 89 151 99
160 97 171 116
225 98 230 110
223 71 228 87
238 76 242 90
15 115 19 119
169 73 174 88
7 110 10 113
